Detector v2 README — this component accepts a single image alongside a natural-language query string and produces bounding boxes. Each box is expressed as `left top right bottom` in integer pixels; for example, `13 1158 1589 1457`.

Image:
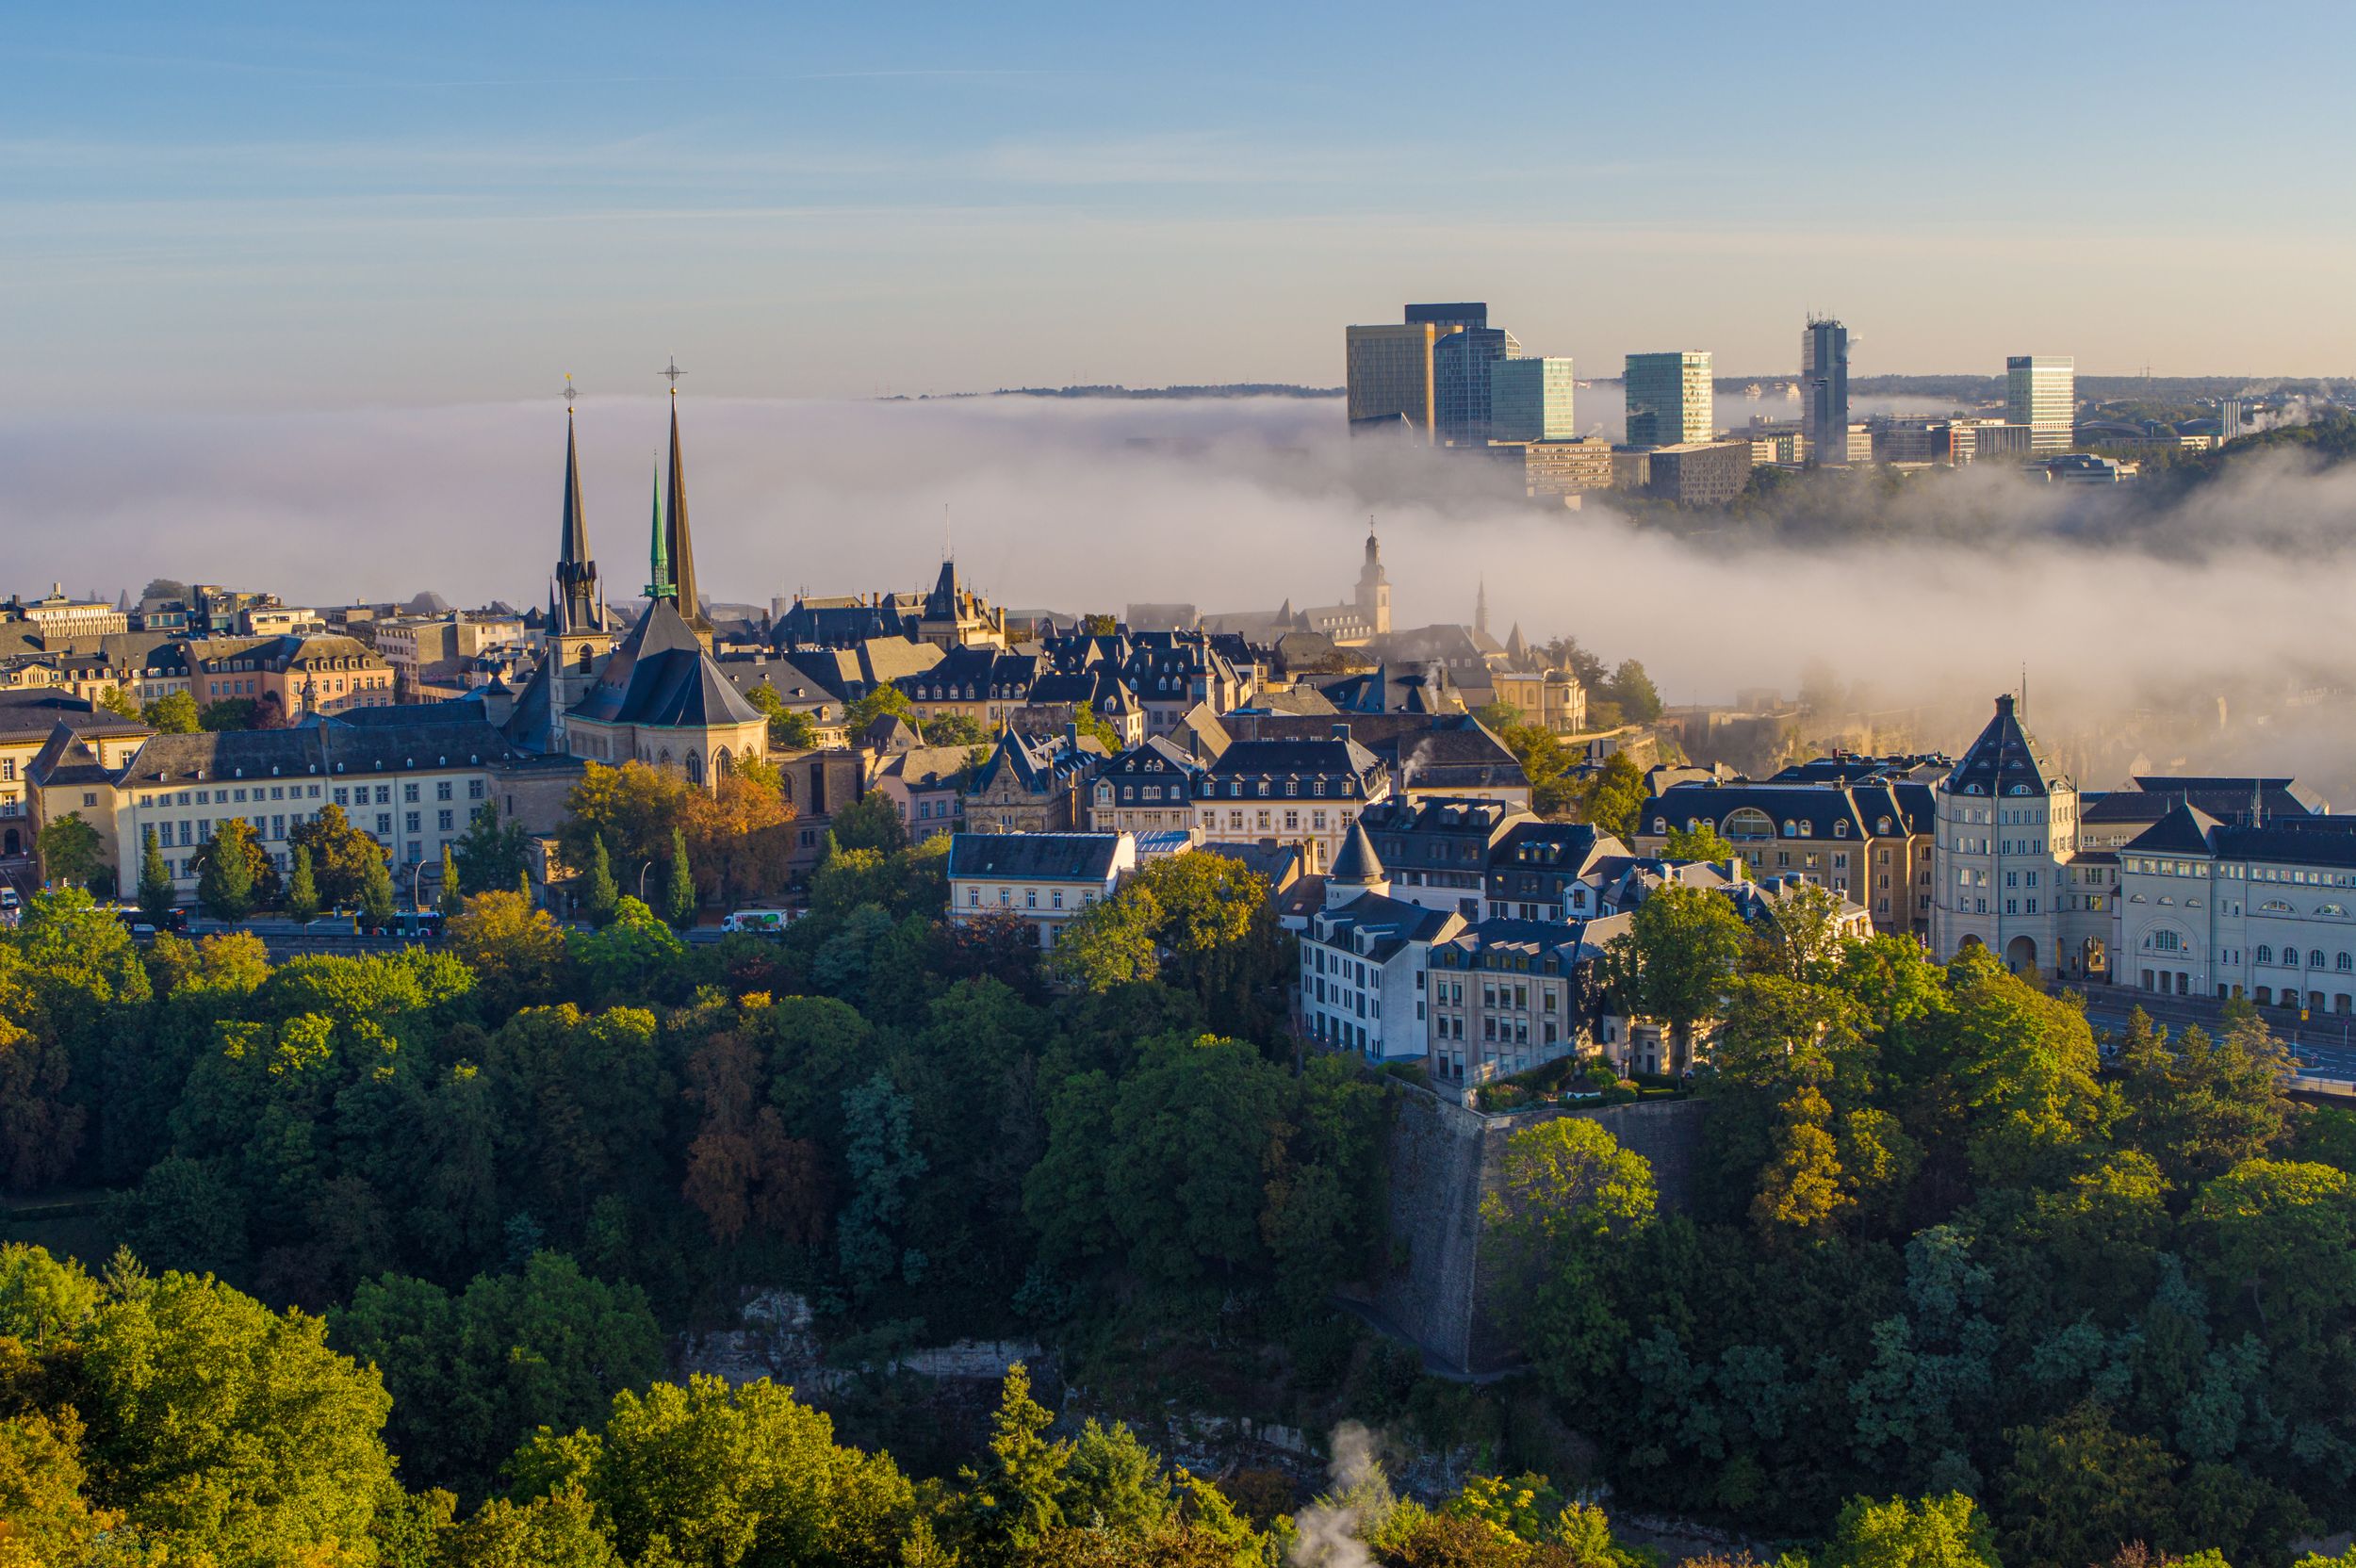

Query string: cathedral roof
567 596 762 730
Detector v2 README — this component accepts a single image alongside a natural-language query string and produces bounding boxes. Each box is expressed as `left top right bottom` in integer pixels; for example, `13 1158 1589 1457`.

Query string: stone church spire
663 376 706 631
554 401 598 633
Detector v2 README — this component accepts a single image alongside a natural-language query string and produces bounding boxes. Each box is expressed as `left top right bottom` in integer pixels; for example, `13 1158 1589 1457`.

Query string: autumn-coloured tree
680 1022 827 1248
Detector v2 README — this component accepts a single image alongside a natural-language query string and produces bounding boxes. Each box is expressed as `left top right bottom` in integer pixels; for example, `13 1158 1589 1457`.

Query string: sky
7 0 2356 410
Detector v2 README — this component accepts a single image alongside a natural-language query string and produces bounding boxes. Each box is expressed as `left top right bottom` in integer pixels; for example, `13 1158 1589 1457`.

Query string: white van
721 908 793 936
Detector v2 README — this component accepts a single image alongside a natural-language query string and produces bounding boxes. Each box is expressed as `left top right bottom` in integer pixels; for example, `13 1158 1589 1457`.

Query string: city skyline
8 1 2356 412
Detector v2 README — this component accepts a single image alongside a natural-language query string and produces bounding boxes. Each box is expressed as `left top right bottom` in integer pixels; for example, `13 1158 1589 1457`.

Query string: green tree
835 1070 929 1296
2187 1158 2356 1339
1575 752 1647 838
96 682 142 721
663 823 696 928
290 803 386 909
581 834 619 926
1600 882 1747 1065
957 1362 1073 1562
451 803 531 895
284 843 320 923
743 681 820 751
193 817 265 920
435 1486 619 1567
1816 1494 1999 1568
1994 1404 2180 1568
140 688 203 733
35 812 105 890
924 711 993 748
1750 1084 1851 1244
846 682 917 730
198 695 257 731
556 761 695 886
830 791 909 855
447 890 569 1016
136 825 176 921
79 1265 399 1564
359 847 398 928
1102 1036 1289 1282
1662 822 1738 864
438 842 463 918
1601 660 1662 723
1481 1117 1657 1286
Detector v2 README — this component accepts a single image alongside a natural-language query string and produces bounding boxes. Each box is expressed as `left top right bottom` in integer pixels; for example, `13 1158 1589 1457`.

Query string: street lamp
639 860 656 904
410 859 428 912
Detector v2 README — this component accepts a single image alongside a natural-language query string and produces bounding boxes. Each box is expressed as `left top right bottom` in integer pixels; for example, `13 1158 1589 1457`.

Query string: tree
451 803 531 896
663 824 696 928
1662 822 1737 864
1600 660 1662 723
924 712 993 748
957 1362 1074 1561
2187 1158 2356 1339
284 844 320 923
193 818 268 921
1994 1405 2180 1568
846 682 916 731
35 812 105 890
447 891 569 1016
1816 1494 1999 1568
581 835 619 926
1750 1084 1851 1244
1498 725 1577 817
1600 882 1747 1065
137 826 176 921
359 848 398 929
1744 880 1855 987
830 791 909 855
439 843 463 918
1072 708 1122 755
556 761 695 887
141 689 203 733
291 804 386 909
743 681 821 751
79 1265 399 1562
198 696 257 731
96 683 141 721
682 775 795 908
1574 752 1647 838
1102 1036 1289 1282
1481 1117 1657 1286
835 1070 928 1295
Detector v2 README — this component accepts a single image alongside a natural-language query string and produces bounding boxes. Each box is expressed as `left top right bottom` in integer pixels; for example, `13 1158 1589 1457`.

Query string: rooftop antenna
2020 662 2028 716
943 502 953 561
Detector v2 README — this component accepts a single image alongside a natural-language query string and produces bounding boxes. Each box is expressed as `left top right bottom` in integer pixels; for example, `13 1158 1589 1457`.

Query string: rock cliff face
1367 1091 1708 1375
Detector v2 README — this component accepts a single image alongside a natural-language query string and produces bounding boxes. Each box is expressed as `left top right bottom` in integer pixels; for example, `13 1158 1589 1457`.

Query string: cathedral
507 385 767 788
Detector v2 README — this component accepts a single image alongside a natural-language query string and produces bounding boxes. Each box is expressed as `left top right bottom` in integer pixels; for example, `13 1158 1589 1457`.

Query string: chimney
1066 720 1080 750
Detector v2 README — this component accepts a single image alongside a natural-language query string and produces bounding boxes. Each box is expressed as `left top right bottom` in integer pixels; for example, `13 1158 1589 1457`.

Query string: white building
2005 355 2075 453
1929 694 2083 978
2115 806 2356 1016
1300 823 1465 1062
945 831 1136 948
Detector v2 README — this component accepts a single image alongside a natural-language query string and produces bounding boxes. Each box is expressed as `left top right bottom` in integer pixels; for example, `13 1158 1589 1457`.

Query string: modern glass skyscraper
1490 357 1577 443
1802 317 1850 466
1346 322 1445 437
2006 355 2076 452
1625 351 1712 447
1433 326 1521 447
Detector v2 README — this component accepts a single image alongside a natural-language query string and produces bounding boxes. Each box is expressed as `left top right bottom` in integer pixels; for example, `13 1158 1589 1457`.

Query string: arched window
2151 930 2180 952
1877 816 1893 834
2339 953 2353 972
714 748 732 778
1723 808 1774 842
2256 945 2273 965
2313 949 2329 969
685 751 704 784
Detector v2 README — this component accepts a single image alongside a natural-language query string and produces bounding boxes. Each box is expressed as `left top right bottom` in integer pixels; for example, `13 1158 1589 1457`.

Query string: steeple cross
563 372 578 409
661 356 686 392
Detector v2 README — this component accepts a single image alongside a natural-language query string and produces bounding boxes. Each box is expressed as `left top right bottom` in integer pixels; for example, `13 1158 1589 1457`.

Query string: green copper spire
645 463 670 600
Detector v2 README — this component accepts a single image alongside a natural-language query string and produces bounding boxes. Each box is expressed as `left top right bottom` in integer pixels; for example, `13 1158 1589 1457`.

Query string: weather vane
563 372 577 408
662 356 686 392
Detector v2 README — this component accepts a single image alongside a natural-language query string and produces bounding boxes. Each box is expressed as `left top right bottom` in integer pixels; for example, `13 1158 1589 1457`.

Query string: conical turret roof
1330 818 1385 885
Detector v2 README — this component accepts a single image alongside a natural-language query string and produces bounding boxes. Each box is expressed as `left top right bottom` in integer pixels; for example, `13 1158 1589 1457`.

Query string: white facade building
945 831 1136 948
1299 823 1464 1062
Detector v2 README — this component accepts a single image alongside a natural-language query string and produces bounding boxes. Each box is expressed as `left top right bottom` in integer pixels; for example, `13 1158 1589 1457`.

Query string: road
2063 983 2356 1088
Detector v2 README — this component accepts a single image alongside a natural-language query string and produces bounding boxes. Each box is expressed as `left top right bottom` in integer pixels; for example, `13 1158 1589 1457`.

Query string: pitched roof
1944 694 2062 799
568 596 763 729
946 832 1125 882
1309 890 1461 961
0 689 148 744
1330 819 1384 885
114 716 532 788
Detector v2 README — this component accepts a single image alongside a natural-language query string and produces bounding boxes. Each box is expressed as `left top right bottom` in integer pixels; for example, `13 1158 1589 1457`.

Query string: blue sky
6 1 2352 407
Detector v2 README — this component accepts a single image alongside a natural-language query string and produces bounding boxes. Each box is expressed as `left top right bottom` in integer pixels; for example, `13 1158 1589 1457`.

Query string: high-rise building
1489 357 1577 443
1347 322 1445 438
1406 302 1488 331
2006 355 2076 453
1624 351 1712 447
1433 326 1521 447
1801 318 1851 466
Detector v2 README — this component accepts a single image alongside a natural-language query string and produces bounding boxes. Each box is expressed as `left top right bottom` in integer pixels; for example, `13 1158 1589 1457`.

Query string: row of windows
960 885 1094 911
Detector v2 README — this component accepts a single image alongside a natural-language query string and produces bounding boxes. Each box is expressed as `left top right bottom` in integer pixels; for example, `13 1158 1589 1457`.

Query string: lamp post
639 860 655 904
410 859 428 912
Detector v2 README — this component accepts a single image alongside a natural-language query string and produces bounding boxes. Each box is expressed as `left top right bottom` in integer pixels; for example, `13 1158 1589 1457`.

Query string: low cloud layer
4 394 2351 800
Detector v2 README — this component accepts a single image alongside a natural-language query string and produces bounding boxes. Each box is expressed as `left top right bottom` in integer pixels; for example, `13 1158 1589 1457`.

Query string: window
404 783 419 804
437 809 453 832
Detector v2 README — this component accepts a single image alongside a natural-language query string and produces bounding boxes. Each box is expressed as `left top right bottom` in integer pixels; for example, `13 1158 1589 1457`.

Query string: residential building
2115 808 2356 1013
1424 918 1619 1094
962 725 1106 835
1484 820 1625 921
0 692 150 859
1624 351 1712 447
2005 355 2076 453
1801 318 1851 466
1126 631 1250 734
1301 824 1465 1062
945 831 1135 948
897 645 1045 729
1432 326 1521 447
1489 356 1577 444
866 743 976 841
1643 441 1754 506
1486 665 1587 734
1194 727 1390 874
1088 737 1210 837
1352 795 1532 919
915 560 1011 649
188 634 397 721
1495 437 1615 502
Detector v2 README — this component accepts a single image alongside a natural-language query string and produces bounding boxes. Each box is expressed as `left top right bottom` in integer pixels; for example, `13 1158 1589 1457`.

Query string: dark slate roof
1101 736 1206 781
2124 801 2221 856
1431 916 1618 971
569 596 763 729
320 700 487 729
1196 839 1306 890
1640 782 1875 840
2124 809 2356 872
1222 712 1522 791
1329 819 1384 884
1202 735 1386 793
1308 890 1459 962
1486 822 1621 892
114 717 531 788
973 728 1105 796
773 598 911 649
1773 752 1952 785
0 690 148 744
946 831 1124 882
1357 796 1527 876
1943 694 2061 799
2086 777 2315 825
27 725 118 787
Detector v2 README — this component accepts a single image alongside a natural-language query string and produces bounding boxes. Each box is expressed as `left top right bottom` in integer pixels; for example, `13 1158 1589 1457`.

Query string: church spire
646 462 669 601
1475 576 1489 637
662 364 704 629
555 394 598 633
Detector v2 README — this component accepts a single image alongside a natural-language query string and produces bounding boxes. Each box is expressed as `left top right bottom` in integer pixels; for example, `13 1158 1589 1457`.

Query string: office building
1489 357 1578 443
1346 323 1446 438
1405 302 1488 331
1643 441 1754 506
1494 437 1615 501
2005 355 2076 453
1433 327 1521 447
1625 351 1712 447
1802 318 1851 466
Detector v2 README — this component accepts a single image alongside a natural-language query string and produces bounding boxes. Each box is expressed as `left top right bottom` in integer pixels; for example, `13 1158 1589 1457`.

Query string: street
2065 983 2356 1089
